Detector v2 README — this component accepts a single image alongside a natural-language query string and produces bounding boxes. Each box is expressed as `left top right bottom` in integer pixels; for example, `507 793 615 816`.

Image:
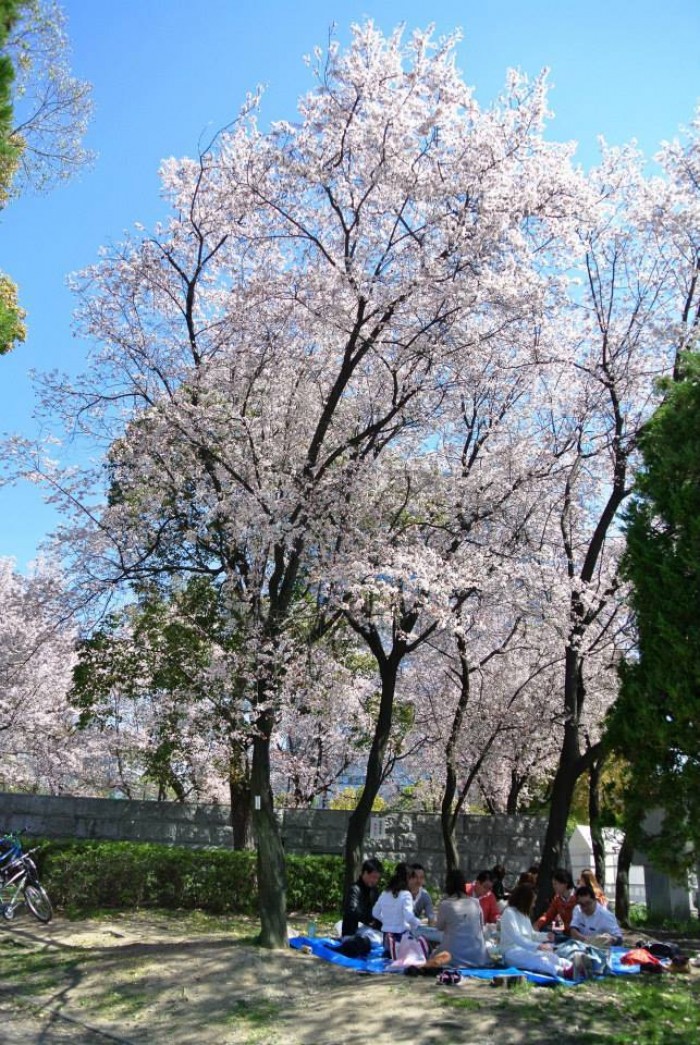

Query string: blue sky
1 0 698 572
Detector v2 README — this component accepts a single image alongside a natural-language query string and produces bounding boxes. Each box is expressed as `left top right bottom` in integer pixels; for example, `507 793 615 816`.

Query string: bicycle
0 831 53 923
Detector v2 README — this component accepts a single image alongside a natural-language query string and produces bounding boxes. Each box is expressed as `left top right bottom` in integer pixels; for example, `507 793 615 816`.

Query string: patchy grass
438 993 483 1011
591 976 700 1043
488 973 700 1043
0 938 84 995
223 997 283 1025
59 904 333 944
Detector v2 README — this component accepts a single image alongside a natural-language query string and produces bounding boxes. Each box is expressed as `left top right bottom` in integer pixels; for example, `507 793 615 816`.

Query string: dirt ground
0 911 695 1044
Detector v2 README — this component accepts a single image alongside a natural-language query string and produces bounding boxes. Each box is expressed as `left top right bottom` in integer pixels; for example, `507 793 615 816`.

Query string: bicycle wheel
24 883 53 923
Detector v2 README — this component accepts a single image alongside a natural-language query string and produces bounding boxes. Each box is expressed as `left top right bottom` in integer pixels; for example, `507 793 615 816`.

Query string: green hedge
34 839 344 916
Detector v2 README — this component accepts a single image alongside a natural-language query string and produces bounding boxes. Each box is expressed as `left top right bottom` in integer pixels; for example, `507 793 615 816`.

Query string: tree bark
250 715 287 948
439 639 469 872
614 831 634 928
506 770 526 815
588 755 606 886
440 773 460 873
228 744 252 850
535 628 602 916
343 650 401 895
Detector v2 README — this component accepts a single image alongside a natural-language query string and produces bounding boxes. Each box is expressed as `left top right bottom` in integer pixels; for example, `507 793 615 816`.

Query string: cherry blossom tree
33 24 587 945
0 556 82 791
271 633 375 809
532 133 700 909
4 0 93 194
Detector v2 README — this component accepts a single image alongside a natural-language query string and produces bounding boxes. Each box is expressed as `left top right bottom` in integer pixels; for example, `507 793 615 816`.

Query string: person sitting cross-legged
372 861 427 960
341 857 384 938
569 885 623 946
436 868 490 968
499 883 583 979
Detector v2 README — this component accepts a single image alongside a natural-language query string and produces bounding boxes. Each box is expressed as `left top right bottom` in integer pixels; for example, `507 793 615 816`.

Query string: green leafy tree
0 0 22 199
0 0 92 353
0 0 24 353
607 350 700 878
71 577 254 846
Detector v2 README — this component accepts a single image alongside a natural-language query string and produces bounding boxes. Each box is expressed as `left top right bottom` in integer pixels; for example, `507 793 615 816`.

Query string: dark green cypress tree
607 350 700 876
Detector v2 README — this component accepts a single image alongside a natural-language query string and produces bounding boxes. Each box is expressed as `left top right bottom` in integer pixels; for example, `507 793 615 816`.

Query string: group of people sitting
341 857 622 980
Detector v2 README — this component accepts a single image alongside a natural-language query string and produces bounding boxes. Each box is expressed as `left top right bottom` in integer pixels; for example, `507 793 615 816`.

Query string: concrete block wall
0 792 546 885
0 791 234 848
279 808 548 885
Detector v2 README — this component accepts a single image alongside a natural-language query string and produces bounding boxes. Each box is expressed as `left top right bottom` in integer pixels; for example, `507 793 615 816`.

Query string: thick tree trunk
534 650 582 919
506 770 526 815
250 718 287 948
614 831 634 928
439 640 469 873
440 768 460 873
229 745 252 850
588 756 605 886
535 640 600 916
343 654 401 895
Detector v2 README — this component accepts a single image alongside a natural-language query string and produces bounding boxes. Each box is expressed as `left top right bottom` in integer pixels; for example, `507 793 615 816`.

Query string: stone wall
0 791 548 884
279 808 548 883
0 791 234 848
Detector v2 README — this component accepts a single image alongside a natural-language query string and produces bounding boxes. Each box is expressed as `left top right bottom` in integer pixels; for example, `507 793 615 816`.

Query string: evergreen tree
607 350 700 876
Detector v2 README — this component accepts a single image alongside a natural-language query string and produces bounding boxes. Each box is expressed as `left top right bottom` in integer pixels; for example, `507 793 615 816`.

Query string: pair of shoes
436 969 462 985
572 953 595 981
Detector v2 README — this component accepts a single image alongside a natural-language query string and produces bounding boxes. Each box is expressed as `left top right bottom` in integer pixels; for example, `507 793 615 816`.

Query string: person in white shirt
569 885 623 945
499 883 580 979
372 862 427 960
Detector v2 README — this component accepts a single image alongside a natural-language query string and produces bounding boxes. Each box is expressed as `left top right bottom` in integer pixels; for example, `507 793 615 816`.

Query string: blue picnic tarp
289 936 644 986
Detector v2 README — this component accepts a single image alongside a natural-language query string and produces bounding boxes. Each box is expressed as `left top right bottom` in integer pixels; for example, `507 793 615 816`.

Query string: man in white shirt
569 885 623 946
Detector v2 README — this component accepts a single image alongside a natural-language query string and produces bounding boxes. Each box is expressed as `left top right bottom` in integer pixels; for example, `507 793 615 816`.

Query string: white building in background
568 825 647 905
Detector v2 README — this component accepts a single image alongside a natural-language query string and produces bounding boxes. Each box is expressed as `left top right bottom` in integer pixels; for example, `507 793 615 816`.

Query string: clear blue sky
1 0 698 572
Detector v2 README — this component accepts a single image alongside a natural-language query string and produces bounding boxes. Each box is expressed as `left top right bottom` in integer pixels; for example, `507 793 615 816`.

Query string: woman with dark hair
499 883 584 979
435 869 490 968
372 861 426 959
535 868 577 933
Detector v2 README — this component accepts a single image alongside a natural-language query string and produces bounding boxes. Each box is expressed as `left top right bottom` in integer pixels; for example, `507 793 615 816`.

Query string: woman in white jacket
500 883 578 979
372 862 427 960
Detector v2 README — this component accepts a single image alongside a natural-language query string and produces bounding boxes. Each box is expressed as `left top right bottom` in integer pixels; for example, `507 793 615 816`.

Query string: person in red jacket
535 868 577 932
465 870 500 924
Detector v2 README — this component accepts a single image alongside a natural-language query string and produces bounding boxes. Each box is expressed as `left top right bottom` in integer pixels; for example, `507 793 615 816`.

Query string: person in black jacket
341 857 384 936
